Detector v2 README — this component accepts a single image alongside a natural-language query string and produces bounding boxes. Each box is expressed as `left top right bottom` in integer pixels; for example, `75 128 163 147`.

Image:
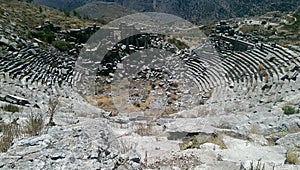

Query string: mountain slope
0 0 96 32
33 0 94 10
34 0 300 23
74 1 134 22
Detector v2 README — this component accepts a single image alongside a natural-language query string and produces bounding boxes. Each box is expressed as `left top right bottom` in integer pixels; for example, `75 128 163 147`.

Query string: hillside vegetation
0 0 98 32
34 0 300 23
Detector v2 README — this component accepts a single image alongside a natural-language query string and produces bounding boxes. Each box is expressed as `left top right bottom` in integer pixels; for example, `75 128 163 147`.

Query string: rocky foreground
0 80 300 169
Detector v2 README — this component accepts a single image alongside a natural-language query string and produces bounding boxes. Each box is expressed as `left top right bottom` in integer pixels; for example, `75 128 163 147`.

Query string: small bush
47 98 59 126
29 31 55 43
52 40 73 51
286 149 299 164
2 104 20 113
96 18 108 25
282 105 296 115
24 113 44 136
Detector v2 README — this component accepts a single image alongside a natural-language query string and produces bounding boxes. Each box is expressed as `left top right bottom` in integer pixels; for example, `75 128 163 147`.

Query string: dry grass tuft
118 139 136 154
96 95 114 108
161 104 180 116
249 125 261 135
286 149 299 164
24 113 44 136
197 108 210 116
0 113 45 152
134 121 158 136
95 95 116 112
179 132 227 150
0 119 21 152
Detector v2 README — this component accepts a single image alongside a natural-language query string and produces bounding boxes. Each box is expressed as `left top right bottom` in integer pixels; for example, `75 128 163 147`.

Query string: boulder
248 134 269 146
28 49 37 55
0 36 9 46
276 132 300 148
218 135 287 168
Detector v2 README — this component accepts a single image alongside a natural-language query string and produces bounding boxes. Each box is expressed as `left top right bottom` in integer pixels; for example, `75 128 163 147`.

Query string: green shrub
167 37 189 49
282 105 296 115
96 18 108 25
44 32 55 43
2 104 20 113
52 40 72 51
28 31 55 43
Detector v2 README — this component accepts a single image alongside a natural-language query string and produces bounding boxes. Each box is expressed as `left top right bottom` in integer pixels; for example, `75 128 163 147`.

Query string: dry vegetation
0 0 100 32
240 25 261 34
0 119 20 152
24 113 44 136
95 95 116 112
0 114 45 152
144 153 203 169
118 139 136 154
91 77 183 116
286 149 299 164
134 121 158 136
249 125 262 135
0 97 60 152
179 132 227 150
47 97 59 126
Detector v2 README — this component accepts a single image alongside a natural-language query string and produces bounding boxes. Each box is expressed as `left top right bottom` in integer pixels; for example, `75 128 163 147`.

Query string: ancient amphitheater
1 24 300 111
1 18 300 169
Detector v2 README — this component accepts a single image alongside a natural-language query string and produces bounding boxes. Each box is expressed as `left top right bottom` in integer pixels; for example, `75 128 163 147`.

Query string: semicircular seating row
1 33 299 105
98 33 300 104
0 45 79 88
188 43 300 104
